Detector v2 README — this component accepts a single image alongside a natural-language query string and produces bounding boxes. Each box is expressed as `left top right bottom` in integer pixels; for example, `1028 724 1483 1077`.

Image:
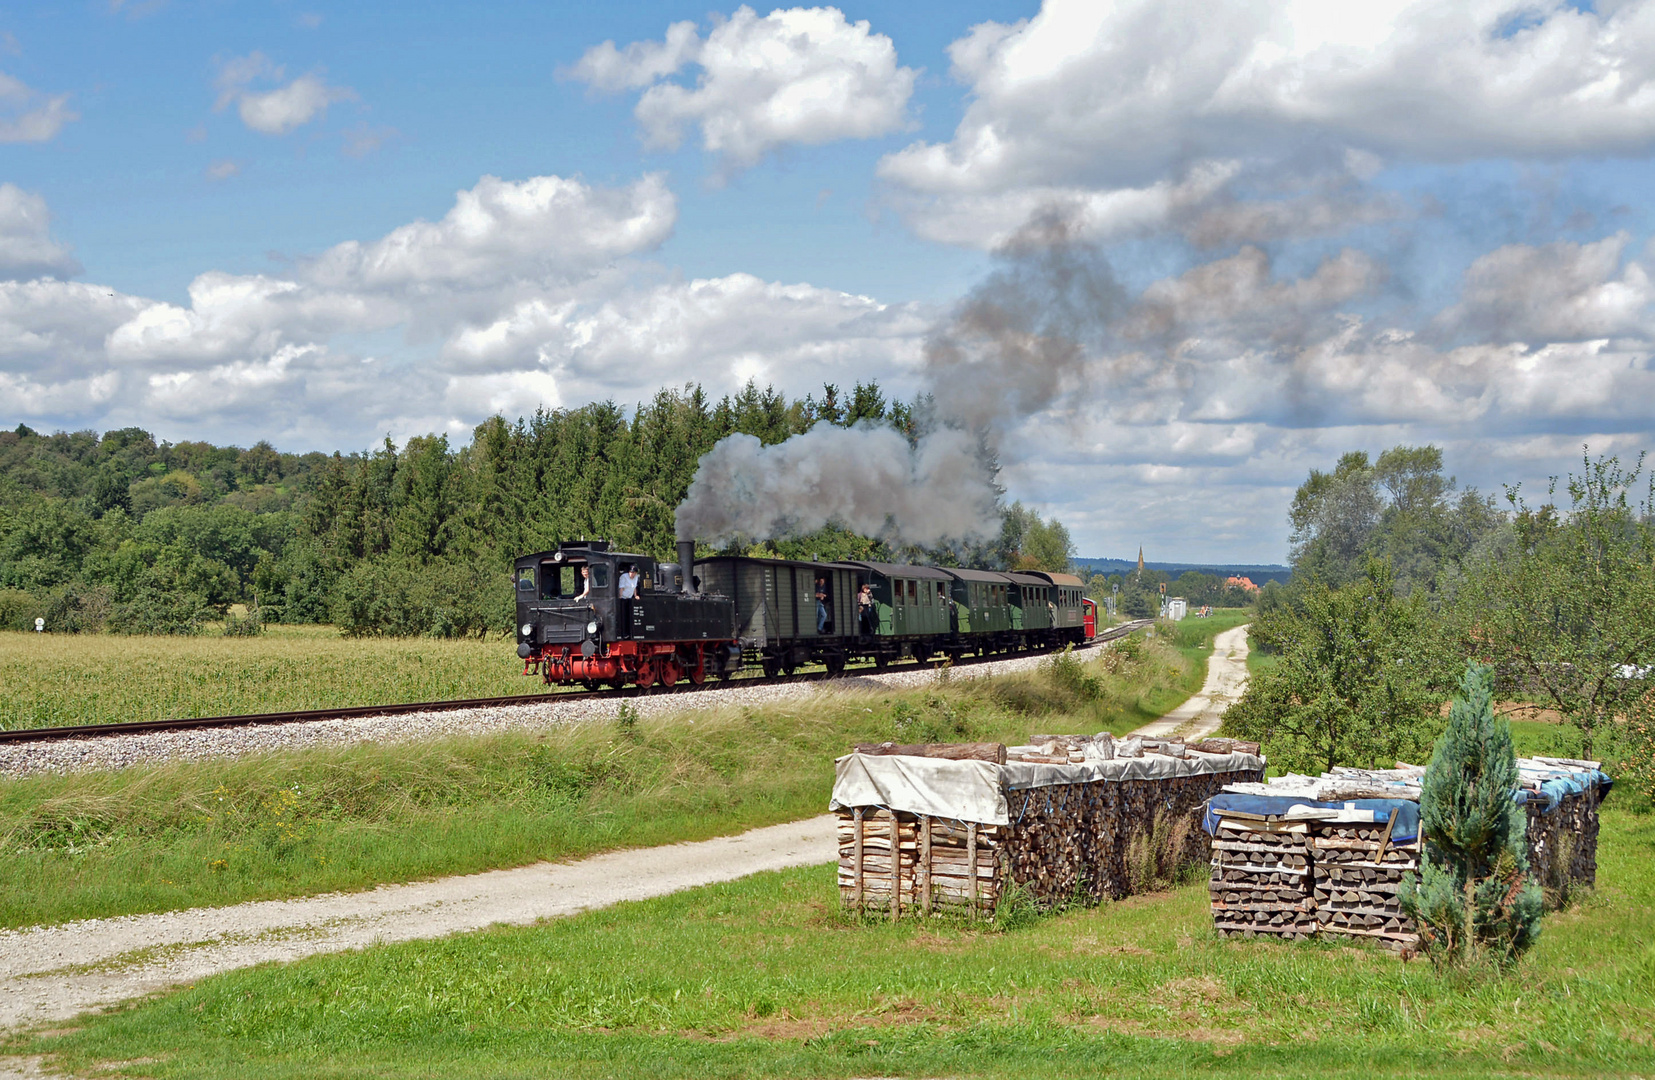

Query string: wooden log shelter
831 734 1266 918
1203 756 1611 950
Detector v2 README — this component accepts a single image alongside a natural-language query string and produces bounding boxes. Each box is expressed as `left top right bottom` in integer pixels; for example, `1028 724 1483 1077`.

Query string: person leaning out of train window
574 565 592 602
815 576 829 633
857 583 874 634
618 564 639 623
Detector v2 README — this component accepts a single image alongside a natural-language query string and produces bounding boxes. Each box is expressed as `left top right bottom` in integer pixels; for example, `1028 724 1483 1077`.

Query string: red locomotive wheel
659 657 677 687
635 663 656 689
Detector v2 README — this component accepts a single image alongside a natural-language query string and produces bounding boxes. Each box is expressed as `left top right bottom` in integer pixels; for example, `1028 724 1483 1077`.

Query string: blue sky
5 0 1655 563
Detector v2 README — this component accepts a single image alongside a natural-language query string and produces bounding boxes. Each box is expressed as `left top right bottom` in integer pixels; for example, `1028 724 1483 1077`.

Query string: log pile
832 735 1266 919
1308 821 1419 948
1208 817 1316 940
1204 756 1609 949
835 808 1003 918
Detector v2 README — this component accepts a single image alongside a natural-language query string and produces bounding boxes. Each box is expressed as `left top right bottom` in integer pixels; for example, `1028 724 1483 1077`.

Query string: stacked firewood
1308 822 1420 948
835 807 1004 917
836 737 1265 918
1206 757 1609 949
1208 820 1315 940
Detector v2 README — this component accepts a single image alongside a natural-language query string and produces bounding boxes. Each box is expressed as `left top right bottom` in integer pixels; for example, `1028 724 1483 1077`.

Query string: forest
0 380 1074 637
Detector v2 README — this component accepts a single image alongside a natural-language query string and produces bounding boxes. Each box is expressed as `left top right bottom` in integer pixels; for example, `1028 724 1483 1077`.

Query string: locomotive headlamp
520 623 533 637
552 551 564 562
586 620 599 636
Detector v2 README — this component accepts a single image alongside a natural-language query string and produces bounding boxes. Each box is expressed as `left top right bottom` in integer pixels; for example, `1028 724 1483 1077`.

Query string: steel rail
0 619 1154 746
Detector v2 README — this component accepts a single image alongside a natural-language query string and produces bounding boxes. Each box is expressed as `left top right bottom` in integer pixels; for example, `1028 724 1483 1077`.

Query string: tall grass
16 807 1654 1079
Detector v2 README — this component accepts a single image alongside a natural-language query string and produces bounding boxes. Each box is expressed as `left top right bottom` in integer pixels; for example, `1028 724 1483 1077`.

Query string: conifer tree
1402 662 1543 967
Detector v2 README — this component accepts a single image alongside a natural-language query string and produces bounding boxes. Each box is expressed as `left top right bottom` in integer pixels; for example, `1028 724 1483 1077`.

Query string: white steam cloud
674 424 1000 546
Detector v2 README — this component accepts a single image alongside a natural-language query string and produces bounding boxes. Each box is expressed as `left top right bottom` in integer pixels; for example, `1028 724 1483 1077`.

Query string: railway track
0 620 1154 746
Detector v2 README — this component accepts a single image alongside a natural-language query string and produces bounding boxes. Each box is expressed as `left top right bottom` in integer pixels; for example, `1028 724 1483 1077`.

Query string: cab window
540 562 588 599
590 564 610 588
516 568 535 593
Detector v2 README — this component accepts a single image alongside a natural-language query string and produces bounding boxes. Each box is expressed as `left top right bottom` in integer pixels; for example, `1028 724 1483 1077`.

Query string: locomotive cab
515 541 738 688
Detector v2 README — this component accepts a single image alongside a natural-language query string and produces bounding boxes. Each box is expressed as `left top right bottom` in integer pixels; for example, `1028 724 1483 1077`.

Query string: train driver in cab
618 563 640 625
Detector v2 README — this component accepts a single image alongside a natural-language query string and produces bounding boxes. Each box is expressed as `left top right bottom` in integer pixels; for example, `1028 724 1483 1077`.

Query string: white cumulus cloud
879 0 1655 249
0 184 80 280
0 71 77 143
213 52 354 135
302 172 677 293
572 6 916 174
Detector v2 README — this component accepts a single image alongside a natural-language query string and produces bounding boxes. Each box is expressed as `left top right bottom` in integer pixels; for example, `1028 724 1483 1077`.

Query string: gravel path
1128 623 1251 740
0 815 838 1035
0 644 1100 778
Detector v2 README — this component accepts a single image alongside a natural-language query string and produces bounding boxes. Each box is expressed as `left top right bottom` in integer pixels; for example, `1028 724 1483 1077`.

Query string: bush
222 610 264 637
105 588 209 635
1617 687 1655 810
0 588 42 631
330 557 510 638
41 584 113 634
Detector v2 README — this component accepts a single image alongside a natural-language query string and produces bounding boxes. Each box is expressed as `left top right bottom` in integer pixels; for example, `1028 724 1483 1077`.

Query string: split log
852 742 1007 763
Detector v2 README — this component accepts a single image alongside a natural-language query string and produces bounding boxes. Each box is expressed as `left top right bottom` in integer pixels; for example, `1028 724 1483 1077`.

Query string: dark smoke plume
675 208 1120 548
674 424 999 547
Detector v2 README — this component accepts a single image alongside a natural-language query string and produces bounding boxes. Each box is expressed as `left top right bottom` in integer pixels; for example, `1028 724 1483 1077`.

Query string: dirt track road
0 816 838 1035
1129 623 1251 740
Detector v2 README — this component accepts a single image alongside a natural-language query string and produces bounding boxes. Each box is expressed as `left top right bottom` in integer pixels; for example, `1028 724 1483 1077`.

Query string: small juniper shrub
1401 662 1544 970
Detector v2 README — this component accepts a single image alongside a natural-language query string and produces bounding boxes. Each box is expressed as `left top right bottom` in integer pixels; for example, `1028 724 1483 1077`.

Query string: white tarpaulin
830 754 1008 825
830 751 1265 826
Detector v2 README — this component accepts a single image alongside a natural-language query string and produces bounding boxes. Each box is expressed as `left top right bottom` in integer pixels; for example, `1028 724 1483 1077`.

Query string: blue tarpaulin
1517 767 1613 812
1203 794 1421 842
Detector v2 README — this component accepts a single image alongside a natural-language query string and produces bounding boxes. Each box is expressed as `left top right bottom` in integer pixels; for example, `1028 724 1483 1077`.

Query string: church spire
1136 546 1144 572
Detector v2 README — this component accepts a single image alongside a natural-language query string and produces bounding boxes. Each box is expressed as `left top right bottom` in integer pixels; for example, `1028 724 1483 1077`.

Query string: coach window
893 580 904 605
907 580 918 604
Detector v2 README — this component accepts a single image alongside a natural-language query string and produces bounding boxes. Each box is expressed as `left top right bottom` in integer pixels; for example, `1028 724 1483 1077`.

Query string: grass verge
0 617 1243 928
10 805 1650 1079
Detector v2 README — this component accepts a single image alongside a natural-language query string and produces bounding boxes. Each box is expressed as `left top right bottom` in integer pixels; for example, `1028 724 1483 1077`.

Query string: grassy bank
0 619 1242 928
12 803 1650 1079
0 625 537 731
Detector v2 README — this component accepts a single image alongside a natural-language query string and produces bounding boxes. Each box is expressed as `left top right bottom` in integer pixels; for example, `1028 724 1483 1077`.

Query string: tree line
0 380 1076 638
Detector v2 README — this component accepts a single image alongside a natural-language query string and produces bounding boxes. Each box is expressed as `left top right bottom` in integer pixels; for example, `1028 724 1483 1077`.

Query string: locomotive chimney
677 539 697 595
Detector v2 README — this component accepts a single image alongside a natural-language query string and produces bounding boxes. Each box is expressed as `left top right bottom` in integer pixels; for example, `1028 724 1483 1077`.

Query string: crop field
10 805 1650 1079
0 625 537 730
0 619 1229 928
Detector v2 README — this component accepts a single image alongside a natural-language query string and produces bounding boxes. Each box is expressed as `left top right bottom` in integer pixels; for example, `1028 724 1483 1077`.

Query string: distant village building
1225 575 1261 594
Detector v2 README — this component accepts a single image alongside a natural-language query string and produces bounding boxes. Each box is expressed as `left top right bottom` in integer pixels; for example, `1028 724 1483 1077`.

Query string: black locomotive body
515 541 739 688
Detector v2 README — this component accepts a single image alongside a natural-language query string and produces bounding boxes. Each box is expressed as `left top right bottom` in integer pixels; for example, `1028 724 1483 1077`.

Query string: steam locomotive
515 538 1098 688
